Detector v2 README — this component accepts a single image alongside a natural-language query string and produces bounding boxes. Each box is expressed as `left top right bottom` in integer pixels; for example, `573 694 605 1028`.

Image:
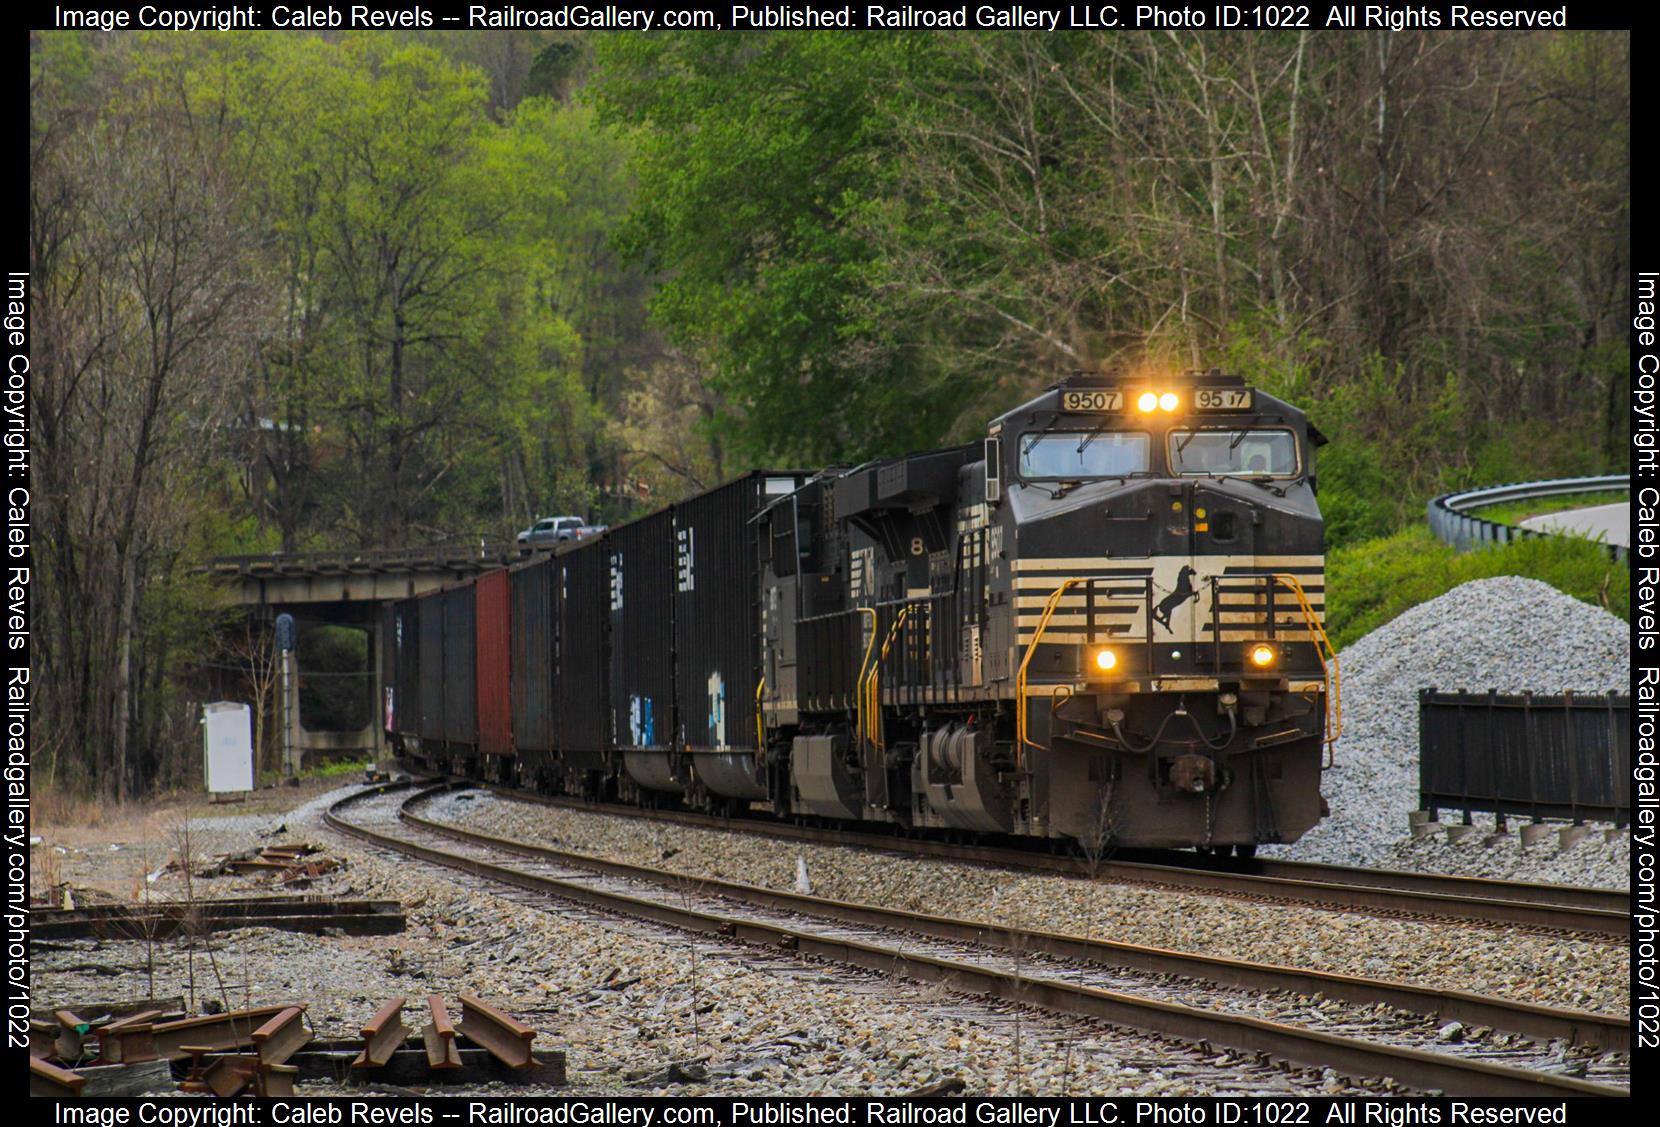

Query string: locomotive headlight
1093 647 1119 673
1158 392 1179 412
1249 643 1276 668
1136 391 1159 413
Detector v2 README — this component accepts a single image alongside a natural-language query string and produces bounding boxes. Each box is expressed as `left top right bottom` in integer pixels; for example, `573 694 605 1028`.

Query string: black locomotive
387 370 1336 853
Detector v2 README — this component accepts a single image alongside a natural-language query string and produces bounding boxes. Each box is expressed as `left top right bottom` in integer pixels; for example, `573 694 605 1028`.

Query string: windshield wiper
1021 416 1065 458
1076 421 1109 456
1228 430 1251 451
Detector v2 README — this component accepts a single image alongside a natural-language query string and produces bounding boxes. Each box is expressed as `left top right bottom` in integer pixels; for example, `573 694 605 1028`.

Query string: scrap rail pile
29 995 564 1097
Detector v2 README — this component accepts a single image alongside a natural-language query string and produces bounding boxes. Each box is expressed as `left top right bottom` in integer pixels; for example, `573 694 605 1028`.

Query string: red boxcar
474 568 514 757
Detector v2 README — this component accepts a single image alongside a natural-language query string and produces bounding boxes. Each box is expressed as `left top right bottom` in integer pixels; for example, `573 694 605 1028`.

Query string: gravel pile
1260 577 1630 883
429 792 1628 1016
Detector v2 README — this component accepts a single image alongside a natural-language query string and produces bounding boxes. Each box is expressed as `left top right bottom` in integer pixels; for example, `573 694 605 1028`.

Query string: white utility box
202 701 255 794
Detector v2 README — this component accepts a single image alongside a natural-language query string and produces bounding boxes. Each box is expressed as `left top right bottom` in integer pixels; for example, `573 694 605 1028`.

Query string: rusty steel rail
103 1003 295 1064
30 1055 86 1096
458 993 539 1069
354 998 409 1070
252 1006 310 1068
402 789 1627 1054
323 783 1621 1097
489 786 1627 938
423 995 462 1070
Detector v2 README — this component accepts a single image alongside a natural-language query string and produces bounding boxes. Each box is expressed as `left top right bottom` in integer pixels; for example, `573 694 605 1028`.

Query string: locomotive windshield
1019 431 1149 479
1168 428 1298 477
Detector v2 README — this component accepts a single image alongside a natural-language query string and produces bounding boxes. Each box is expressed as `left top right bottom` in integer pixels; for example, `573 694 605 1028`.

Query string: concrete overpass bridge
208 541 530 768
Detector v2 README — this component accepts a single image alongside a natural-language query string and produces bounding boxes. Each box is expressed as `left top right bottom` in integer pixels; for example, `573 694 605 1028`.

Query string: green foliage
297 625 372 732
590 33 958 464
1325 528 1628 652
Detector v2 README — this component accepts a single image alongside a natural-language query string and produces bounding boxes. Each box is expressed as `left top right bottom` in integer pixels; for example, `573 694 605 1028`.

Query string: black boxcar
557 539 609 770
387 597 422 739
674 472 806 757
416 589 445 743
608 509 675 761
510 557 556 757
441 584 477 748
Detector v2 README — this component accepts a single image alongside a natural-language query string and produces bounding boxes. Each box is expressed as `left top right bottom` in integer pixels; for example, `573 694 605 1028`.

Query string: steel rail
485 787 1629 938
322 784 1622 1097
401 786 1627 1054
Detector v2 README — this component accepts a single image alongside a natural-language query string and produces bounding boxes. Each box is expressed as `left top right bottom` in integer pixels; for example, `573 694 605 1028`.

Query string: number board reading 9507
1061 390 1124 412
1195 387 1254 410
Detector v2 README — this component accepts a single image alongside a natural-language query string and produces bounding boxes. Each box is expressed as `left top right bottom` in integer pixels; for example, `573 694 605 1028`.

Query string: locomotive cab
981 370 1333 850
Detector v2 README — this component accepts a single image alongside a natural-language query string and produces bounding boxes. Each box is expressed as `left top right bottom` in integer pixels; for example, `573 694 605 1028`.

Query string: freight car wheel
1234 844 1258 860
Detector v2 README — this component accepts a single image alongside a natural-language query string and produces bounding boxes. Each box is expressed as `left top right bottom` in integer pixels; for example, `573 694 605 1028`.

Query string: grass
35 784 114 831
1463 488 1628 529
1325 526 1629 651
299 758 373 780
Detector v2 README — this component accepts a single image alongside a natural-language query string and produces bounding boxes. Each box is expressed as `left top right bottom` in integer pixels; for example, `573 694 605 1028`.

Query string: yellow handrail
1015 577 1087 764
1272 572 1341 761
863 606 911 751
754 676 766 757
852 607 878 749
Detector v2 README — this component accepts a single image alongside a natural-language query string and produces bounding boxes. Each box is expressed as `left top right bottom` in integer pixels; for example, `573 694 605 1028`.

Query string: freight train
385 370 1338 853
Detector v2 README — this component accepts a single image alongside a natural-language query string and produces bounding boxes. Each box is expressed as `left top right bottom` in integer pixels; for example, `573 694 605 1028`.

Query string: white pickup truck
517 515 606 547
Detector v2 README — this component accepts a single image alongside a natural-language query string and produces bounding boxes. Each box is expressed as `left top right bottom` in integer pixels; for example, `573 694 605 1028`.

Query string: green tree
591 32 958 465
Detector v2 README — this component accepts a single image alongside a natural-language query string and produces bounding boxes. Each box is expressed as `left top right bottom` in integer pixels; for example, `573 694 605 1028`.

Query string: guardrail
1426 474 1628 560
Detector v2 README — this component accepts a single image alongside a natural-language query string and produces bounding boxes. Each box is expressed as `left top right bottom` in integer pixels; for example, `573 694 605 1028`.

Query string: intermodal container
474 568 513 757
674 472 805 752
510 557 555 755
416 589 445 742
557 539 609 768
608 510 675 751
441 583 477 748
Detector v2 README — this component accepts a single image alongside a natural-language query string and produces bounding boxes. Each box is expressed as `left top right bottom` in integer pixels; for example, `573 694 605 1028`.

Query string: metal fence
1426 475 1628 560
1418 689 1630 827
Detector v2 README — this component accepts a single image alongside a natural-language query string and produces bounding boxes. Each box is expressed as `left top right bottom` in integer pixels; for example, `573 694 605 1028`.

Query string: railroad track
326 782 1625 1098
484 787 1627 939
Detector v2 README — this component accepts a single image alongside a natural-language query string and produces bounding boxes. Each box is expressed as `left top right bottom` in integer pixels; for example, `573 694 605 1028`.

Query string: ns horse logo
1151 564 1199 632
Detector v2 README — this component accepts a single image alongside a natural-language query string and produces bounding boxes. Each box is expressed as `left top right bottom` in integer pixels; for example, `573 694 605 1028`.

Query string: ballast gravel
32 792 1373 1098
424 790 1627 1017
1259 576 1630 884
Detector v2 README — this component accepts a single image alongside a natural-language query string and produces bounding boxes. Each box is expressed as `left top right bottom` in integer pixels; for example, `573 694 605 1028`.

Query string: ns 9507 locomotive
387 370 1337 853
